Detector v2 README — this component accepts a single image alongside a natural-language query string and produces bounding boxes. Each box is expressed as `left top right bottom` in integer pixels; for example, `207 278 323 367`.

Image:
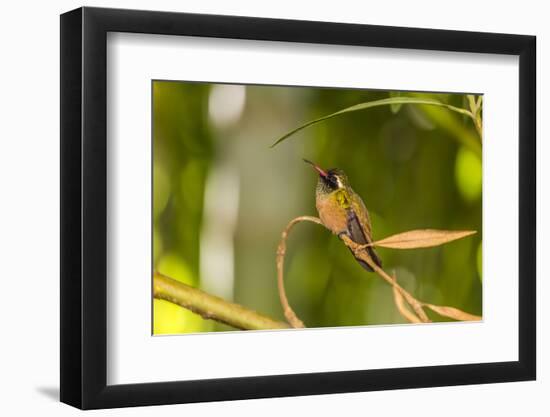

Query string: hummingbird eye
326 173 340 189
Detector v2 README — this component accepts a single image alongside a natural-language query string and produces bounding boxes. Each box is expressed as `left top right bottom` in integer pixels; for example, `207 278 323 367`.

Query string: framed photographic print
60 6 536 409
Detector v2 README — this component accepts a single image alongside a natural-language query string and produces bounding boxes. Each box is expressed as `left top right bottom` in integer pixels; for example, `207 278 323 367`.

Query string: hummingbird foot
337 231 349 239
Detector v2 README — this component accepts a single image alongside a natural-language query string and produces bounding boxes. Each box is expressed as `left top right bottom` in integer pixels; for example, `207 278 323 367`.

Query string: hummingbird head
303 159 349 194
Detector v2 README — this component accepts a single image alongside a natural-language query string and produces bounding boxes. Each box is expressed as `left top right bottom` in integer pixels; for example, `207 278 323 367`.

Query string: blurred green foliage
153 81 482 334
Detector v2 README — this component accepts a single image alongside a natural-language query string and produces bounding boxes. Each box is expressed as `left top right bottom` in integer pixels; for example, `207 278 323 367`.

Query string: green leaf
455 147 482 203
270 96 474 148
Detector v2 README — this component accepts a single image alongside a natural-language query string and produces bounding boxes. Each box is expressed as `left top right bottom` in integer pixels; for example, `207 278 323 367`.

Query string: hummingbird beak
303 158 328 178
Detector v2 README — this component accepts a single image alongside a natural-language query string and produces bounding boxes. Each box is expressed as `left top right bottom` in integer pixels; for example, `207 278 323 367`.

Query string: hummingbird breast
315 193 349 235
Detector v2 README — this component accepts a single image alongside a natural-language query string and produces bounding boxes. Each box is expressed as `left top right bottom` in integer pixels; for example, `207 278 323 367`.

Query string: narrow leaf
424 303 481 322
372 229 476 249
270 97 474 147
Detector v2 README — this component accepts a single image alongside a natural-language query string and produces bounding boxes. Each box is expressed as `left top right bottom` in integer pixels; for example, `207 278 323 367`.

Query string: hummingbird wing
346 209 368 245
346 192 383 270
346 209 382 270
351 191 373 237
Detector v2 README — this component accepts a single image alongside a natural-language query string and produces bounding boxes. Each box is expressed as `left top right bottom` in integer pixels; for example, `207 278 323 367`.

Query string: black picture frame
60 6 536 410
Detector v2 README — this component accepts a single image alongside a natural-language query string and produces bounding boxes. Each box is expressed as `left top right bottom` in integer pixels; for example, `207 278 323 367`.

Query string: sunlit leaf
424 303 481 321
372 229 477 249
270 96 474 147
157 253 195 285
455 147 482 203
153 298 212 335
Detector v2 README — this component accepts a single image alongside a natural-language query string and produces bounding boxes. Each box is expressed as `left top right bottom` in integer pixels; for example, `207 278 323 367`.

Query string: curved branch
275 216 481 327
153 272 290 331
276 216 323 328
154 219 480 331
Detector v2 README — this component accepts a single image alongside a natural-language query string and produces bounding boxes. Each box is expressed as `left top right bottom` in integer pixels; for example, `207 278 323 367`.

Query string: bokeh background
152 81 482 335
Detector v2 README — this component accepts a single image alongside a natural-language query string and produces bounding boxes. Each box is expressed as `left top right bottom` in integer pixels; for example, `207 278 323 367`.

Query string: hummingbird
304 159 382 272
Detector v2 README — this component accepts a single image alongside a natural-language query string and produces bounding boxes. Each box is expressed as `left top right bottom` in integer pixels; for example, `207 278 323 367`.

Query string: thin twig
154 272 290 330
391 271 422 323
276 216 323 327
